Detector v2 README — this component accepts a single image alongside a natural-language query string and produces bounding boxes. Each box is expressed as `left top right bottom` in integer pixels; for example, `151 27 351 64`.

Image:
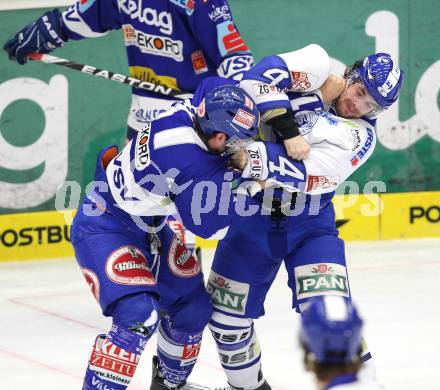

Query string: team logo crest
290 71 311 91
168 235 201 277
106 246 156 286
81 268 100 302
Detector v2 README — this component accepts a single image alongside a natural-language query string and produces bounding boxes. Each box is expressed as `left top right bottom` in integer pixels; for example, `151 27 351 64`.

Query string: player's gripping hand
319 74 346 104
263 108 309 160
3 9 66 65
283 135 310 160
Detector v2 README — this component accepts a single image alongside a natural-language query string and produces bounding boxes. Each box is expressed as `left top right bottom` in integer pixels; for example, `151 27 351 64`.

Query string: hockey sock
209 311 264 389
156 316 203 387
84 332 140 390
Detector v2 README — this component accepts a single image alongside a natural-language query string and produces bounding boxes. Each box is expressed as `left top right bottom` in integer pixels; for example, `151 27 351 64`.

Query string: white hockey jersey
241 110 376 195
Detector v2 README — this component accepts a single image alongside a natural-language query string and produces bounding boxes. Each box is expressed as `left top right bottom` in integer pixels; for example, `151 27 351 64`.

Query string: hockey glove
3 9 66 65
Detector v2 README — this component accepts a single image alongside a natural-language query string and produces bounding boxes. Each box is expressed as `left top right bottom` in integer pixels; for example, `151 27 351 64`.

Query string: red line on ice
7 298 287 390
8 298 105 332
0 347 81 379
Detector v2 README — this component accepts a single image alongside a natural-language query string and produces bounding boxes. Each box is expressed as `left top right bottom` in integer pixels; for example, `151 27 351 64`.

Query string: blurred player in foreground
300 296 378 390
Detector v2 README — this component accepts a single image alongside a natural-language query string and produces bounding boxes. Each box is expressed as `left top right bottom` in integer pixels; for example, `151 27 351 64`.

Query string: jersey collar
323 373 358 390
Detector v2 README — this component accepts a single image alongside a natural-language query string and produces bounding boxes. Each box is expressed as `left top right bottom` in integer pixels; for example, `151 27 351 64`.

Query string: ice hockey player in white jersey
238 44 403 161
206 49 404 390
300 296 379 390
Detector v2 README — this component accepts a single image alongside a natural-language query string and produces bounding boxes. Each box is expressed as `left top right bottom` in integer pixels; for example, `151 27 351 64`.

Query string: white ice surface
1 239 439 389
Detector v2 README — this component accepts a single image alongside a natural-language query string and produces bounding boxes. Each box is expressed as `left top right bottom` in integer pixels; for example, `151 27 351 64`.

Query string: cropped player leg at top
284 232 380 383
207 216 284 389
150 225 212 390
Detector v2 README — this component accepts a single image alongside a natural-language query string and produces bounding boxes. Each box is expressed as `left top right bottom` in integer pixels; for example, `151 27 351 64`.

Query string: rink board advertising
0 1 439 260
1 192 439 261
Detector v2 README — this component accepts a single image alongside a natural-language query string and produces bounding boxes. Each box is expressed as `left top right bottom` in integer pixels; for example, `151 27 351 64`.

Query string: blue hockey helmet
197 85 260 152
347 53 404 117
300 296 363 364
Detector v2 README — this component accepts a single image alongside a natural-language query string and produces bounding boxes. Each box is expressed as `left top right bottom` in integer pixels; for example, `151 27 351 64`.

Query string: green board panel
0 1 439 213
0 8 130 213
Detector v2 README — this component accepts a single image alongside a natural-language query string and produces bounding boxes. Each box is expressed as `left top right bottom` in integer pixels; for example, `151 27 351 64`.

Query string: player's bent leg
208 310 270 390
83 293 160 390
207 233 277 390
286 233 381 386
153 282 212 389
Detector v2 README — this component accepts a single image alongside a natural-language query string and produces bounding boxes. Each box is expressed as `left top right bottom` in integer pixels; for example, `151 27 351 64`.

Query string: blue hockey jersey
86 100 241 239
61 0 253 101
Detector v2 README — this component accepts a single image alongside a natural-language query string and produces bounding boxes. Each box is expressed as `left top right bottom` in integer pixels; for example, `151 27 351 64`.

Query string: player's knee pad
209 310 263 389
169 282 212 332
111 292 160 338
83 293 160 390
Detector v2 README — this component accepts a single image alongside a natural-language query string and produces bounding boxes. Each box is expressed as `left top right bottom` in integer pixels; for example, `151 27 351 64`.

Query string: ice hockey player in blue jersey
69 83 260 390
3 0 253 140
206 51 404 389
2 0 254 287
300 296 375 390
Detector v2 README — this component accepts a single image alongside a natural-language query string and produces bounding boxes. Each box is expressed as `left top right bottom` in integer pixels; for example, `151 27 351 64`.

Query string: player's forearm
264 108 301 140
